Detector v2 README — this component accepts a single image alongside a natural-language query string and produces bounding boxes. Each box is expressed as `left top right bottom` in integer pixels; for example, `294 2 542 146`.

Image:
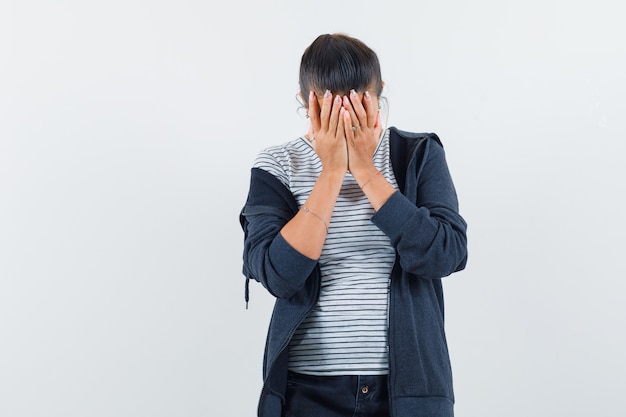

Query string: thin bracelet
302 206 329 233
361 171 382 190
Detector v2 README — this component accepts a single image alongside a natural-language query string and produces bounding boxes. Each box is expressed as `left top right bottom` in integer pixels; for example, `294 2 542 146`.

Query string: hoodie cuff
268 232 318 291
370 191 416 239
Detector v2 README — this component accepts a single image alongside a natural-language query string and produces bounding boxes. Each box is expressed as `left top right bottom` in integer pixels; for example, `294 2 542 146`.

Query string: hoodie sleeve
371 139 468 279
240 167 319 299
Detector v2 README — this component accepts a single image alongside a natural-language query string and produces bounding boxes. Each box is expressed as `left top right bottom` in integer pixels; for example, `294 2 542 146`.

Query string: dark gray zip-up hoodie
240 127 468 417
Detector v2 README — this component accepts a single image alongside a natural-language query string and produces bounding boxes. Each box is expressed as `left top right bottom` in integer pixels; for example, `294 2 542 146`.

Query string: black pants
283 371 390 417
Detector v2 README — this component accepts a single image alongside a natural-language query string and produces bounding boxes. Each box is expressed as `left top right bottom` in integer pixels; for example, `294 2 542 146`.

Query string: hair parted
299 33 383 107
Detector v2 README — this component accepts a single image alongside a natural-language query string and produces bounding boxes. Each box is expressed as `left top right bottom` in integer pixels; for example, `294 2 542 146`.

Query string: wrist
352 165 379 185
321 165 346 178
319 168 346 187
359 171 383 191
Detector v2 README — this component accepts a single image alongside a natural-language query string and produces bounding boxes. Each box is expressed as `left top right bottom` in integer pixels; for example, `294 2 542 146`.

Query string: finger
319 90 333 131
308 91 321 132
372 110 382 139
328 94 342 135
348 89 368 129
342 94 359 131
338 106 348 138
362 90 377 128
342 107 354 140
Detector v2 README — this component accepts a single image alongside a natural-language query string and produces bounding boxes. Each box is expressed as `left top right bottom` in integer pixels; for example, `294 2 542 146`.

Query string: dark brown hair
299 34 383 107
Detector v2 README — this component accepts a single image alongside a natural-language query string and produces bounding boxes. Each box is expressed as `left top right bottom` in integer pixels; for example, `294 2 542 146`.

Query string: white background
1 1 625 416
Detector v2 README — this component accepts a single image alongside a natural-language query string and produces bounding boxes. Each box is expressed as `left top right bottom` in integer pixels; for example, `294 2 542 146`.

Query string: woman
240 33 468 417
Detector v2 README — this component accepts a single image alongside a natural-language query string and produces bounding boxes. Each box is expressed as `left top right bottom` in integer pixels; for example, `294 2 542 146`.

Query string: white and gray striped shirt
253 129 398 376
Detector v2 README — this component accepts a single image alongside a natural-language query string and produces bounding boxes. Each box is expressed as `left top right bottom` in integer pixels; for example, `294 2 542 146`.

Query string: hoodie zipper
257 266 321 413
387 261 398 417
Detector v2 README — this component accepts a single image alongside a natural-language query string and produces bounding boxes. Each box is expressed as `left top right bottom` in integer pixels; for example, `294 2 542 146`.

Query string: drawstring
245 276 250 309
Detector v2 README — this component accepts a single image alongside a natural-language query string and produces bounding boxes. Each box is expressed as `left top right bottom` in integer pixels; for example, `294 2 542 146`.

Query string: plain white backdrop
1 1 625 416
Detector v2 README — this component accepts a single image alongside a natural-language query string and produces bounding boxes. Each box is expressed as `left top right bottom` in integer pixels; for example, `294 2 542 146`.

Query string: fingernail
335 95 341 104
324 90 331 98
350 89 357 97
365 91 371 100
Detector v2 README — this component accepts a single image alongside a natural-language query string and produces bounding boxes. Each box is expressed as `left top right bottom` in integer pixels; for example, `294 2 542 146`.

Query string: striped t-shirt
253 129 398 376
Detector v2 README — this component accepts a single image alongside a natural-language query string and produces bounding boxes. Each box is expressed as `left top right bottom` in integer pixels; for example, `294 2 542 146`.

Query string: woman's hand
308 90 348 178
342 90 394 210
341 90 382 179
280 91 348 260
